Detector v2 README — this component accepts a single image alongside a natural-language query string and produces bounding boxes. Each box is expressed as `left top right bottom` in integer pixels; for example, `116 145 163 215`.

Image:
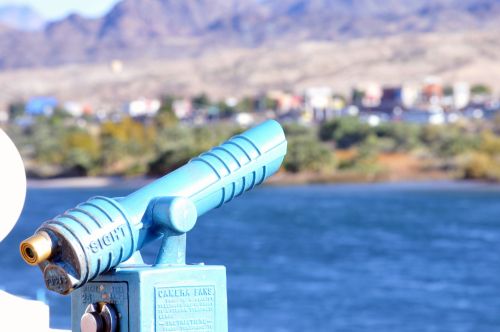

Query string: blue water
1 183 499 331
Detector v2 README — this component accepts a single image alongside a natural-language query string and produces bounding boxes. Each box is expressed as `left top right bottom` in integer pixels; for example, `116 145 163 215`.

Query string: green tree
460 131 500 181
346 135 384 176
420 125 478 157
374 122 421 152
8 101 25 120
160 95 175 113
493 113 500 135
284 136 335 173
216 101 235 117
479 131 500 155
30 116 66 165
237 97 255 113
351 89 365 105
61 130 100 175
192 93 210 108
100 117 156 174
192 124 242 150
155 110 178 128
470 84 491 95
283 123 317 138
319 117 371 149
443 86 453 96
262 96 278 110
148 144 198 175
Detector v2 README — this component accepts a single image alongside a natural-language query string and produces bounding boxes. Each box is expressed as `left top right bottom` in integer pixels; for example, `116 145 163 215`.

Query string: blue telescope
20 120 287 332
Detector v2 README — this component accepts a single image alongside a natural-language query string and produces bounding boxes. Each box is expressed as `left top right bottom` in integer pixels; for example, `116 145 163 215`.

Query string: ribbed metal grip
122 119 287 217
192 137 267 205
40 196 133 286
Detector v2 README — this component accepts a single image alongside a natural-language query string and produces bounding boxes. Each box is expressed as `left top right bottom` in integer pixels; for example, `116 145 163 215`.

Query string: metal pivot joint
151 196 198 265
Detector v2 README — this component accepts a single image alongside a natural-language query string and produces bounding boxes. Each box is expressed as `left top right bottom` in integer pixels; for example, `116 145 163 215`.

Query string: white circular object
0 129 26 242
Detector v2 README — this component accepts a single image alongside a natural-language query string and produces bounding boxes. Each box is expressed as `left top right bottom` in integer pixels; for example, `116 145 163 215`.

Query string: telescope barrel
20 120 287 294
124 119 286 217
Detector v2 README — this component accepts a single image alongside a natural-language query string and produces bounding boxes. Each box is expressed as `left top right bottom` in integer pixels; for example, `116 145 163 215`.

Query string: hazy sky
0 0 121 20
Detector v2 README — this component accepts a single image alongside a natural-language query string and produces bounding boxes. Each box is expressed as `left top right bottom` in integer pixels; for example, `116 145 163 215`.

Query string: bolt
81 303 118 332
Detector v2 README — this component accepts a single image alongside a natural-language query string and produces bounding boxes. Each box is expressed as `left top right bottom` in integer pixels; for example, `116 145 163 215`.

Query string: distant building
267 90 302 114
332 96 346 111
234 112 255 126
422 77 443 105
304 86 333 122
0 110 7 123
380 87 401 109
25 97 58 116
0 103 8 123
126 98 161 118
352 83 384 108
173 99 193 119
453 82 470 110
401 84 420 108
379 84 419 110
362 83 383 107
64 102 93 117
225 97 238 108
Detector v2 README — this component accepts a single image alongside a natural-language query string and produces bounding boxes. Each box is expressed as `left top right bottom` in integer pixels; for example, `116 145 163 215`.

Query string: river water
1 182 499 331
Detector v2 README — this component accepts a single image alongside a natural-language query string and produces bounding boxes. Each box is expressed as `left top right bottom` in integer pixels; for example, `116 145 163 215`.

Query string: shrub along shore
5 111 500 183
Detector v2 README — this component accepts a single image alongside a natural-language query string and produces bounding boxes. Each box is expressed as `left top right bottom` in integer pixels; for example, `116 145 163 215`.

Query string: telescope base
71 264 228 332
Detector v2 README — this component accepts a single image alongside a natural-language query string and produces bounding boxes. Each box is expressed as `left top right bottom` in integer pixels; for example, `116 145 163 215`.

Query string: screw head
81 302 118 332
81 312 104 332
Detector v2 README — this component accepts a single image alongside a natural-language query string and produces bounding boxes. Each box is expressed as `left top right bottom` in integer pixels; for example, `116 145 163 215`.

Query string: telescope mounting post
73 195 226 332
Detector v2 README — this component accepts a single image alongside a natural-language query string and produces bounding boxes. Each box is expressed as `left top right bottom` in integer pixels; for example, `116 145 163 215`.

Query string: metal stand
72 197 228 332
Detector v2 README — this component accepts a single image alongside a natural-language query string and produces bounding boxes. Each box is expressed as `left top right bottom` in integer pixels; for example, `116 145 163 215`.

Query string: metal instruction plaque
155 285 216 332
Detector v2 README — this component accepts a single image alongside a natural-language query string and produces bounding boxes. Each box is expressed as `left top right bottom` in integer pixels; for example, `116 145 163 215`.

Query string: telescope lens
25 247 35 259
20 232 53 265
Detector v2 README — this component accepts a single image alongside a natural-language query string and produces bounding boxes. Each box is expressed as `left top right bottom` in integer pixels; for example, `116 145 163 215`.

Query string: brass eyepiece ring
20 232 53 265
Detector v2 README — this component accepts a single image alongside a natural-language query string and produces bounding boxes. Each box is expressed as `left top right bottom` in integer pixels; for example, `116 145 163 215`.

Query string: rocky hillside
0 0 500 68
1 29 499 108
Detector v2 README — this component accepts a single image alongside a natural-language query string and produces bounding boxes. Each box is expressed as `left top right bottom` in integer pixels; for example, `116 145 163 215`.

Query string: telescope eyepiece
20 232 53 265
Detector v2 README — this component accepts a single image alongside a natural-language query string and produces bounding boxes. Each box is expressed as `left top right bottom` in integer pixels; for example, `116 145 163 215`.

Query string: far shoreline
27 174 500 190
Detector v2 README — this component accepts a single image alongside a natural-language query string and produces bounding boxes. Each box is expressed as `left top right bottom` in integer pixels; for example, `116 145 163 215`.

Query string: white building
304 86 334 122
234 112 255 126
401 84 420 108
0 106 8 123
173 99 193 119
453 82 470 109
63 102 93 118
127 98 161 117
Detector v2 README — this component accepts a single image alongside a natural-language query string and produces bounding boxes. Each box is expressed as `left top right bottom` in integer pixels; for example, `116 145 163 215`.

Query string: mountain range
1 0 500 69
